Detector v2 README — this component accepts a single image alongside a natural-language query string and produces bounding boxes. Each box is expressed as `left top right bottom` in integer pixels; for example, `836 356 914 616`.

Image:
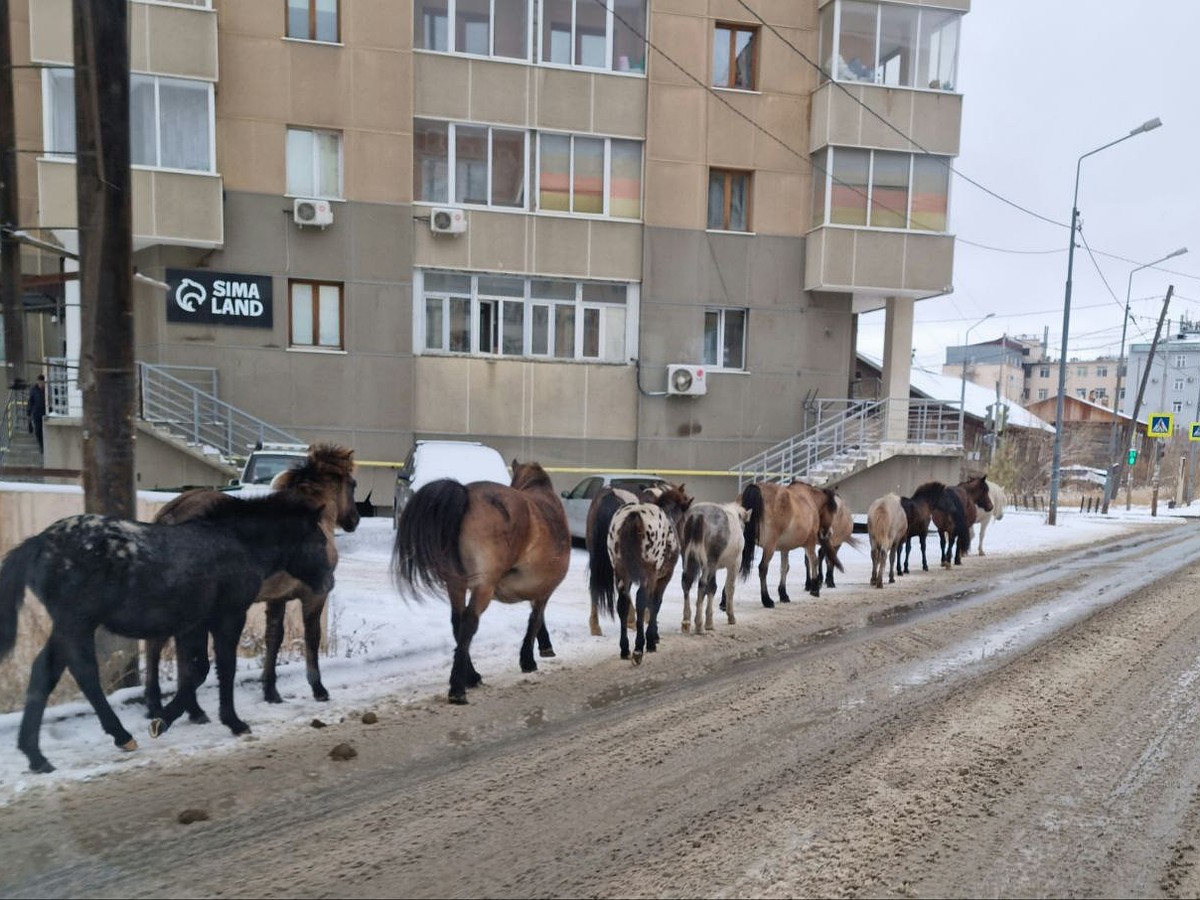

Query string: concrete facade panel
647 84 706 164
643 160 704 229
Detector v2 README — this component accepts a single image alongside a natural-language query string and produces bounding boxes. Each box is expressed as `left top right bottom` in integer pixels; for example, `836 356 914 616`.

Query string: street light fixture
1101 245 1188 513
1047 116 1162 526
958 312 995 447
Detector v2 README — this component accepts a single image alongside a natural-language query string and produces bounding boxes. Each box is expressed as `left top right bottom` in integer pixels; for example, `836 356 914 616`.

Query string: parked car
559 473 671 543
225 442 309 498
393 439 511 529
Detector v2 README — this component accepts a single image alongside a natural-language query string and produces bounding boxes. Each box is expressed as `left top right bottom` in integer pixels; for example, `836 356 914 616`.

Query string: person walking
27 374 46 456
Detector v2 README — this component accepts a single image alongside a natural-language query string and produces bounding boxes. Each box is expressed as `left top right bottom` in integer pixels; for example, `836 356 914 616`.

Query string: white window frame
1174 378 1185 392
414 270 638 363
822 0 962 92
414 0 533 61
286 126 344 200
536 0 647 74
535 131 643 219
42 68 216 174
703 307 747 371
288 279 345 351
812 146 951 234
415 119 531 210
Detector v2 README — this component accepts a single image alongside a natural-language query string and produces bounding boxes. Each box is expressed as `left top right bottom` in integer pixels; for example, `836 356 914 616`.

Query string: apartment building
1123 320 1200 423
13 0 968 499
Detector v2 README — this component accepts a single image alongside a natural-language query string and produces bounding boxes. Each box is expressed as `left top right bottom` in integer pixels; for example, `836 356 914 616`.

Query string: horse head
273 443 360 533
967 474 994 512
510 459 555 492
653 483 693 535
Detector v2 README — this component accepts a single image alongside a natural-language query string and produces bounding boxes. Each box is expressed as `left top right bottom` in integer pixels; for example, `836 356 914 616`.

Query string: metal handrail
732 397 963 489
0 387 26 467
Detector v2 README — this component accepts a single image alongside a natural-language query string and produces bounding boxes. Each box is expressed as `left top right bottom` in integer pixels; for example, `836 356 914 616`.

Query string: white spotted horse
679 500 750 633
589 484 692 662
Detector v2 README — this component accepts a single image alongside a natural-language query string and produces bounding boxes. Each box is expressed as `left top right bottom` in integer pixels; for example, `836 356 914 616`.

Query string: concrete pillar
880 296 914 442
64 256 83 417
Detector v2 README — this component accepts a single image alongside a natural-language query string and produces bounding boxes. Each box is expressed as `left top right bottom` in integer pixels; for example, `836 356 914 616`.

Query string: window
1076 366 1088 377
540 0 647 73
1037 389 1048 401
713 24 757 89
1039 366 1050 378
418 270 633 362
1173 400 1184 413
287 0 339 42
289 280 344 349
1096 366 1108 377
810 147 948 232
704 308 746 370
1075 389 1086 399
1119 387 1126 400
1175 378 1185 391
45 70 214 172
537 133 643 218
414 120 529 208
818 0 961 91
1175 354 1187 367
287 127 342 198
708 169 751 231
413 0 529 59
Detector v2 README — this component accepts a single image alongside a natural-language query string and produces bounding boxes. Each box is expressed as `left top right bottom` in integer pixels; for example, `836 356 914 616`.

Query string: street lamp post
1047 117 1162 526
1101 246 1187 513
958 313 995 450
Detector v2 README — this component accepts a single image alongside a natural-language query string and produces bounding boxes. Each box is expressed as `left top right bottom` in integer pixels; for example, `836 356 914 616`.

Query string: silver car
393 440 511 528
559 473 671 543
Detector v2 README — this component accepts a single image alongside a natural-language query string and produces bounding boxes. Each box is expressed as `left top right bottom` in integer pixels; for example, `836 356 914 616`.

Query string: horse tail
944 489 971 554
739 484 763 578
681 511 705 564
617 512 648 586
587 492 624 619
0 536 40 660
391 479 470 599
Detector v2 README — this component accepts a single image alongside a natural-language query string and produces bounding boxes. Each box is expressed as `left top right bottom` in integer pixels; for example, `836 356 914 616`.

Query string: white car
393 440 511 528
225 442 309 498
559 473 671 543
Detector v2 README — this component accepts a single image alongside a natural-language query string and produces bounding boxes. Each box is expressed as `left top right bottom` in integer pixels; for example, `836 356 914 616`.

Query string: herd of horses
0 443 1006 774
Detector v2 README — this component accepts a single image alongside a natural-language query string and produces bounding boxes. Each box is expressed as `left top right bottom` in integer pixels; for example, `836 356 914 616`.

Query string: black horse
910 481 972 569
0 493 333 774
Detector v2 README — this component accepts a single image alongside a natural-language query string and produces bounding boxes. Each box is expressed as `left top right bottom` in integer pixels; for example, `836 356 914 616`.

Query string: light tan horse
392 460 570 703
867 493 909 588
145 443 360 721
738 480 838 606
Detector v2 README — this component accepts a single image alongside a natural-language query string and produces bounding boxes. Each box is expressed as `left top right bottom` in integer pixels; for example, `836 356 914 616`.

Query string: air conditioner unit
430 207 467 235
293 197 333 227
667 364 707 396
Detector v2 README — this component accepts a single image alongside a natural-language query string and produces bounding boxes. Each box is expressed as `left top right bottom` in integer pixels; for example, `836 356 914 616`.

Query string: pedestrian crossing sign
1148 413 1174 438
1191 422 1200 442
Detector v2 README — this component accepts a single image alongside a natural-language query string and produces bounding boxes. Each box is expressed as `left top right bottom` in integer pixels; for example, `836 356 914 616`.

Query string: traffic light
984 403 994 431
1128 448 1137 465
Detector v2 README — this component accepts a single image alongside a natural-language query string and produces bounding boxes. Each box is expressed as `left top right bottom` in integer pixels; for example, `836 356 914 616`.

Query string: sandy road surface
5 521 1200 898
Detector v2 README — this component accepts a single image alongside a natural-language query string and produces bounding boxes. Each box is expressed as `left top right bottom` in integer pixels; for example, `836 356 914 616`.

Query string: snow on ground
0 494 1194 805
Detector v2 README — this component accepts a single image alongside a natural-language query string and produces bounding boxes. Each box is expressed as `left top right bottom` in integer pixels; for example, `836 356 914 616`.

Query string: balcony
37 158 224 250
804 225 954 311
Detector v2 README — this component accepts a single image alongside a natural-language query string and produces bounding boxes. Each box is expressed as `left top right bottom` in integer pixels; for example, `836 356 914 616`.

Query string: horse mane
911 481 946 505
196 490 323 523
273 443 356 496
510 459 553 491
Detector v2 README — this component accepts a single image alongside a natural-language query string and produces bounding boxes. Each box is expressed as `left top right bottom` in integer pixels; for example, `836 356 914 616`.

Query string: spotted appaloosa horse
867 493 909 588
589 485 692 663
739 480 838 605
679 500 750 633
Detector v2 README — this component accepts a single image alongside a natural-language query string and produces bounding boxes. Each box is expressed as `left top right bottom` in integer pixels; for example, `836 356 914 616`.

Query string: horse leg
978 520 987 556
55 628 138 756
888 545 897 583
589 600 603 637
616 583 632 660
536 619 555 658
777 549 791 604
449 587 493 703
301 595 330 701
150 626 211 736
681 554 699 632
261 598 287 704
805 546 820 598
213 611 251 735
520 600 551 672
631 584 648 664
919 532 929 571
17 639 69 773
757 543 776 608
898 538 909 576
144 636 165 720
449 598 483 689
703 572 717 631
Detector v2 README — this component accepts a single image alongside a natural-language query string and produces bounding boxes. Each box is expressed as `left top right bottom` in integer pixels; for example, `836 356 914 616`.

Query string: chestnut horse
812 492 859 589
739 480 838 606
145 443 360 722
392 460 570 703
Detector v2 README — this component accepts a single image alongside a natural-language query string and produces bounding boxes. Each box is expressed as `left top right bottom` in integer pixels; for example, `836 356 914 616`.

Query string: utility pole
0 0 27 389
74 0 139 688
1112 286 1174 512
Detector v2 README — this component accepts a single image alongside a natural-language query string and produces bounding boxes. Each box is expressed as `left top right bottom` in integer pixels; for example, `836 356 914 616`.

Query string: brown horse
897 494 931 575
867 493 908 587
144 443 360 722
588 484 692 662
812 492 859 589
392 460 570 703
739 480 838 606
915 475 993 567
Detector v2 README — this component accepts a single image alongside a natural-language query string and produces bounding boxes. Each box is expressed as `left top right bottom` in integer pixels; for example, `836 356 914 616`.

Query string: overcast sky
855 0 1200 372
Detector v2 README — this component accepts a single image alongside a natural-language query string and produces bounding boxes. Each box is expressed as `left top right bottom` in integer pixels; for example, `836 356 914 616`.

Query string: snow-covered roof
859 353 1055 434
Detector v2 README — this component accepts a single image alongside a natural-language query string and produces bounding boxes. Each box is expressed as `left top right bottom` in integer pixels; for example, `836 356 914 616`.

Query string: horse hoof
121 738 139 752
30 759 55 774
631 652 643 665
539 648 556 658
620 649 631 660
149 719 167 739
187 711 210 725
779 596 791 604
761 598 775 609
448 692 468 705
520 661 538 674
264 689 284 704
313 685 330 702
681 622 690 633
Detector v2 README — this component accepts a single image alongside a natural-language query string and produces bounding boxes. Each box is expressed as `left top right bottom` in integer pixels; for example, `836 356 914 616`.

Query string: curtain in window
703 310 720 366
723 309 746 369
129 76 157 167
287 129 315 196
554 305 576 358
158 79 210 171
449 297 471 352
317 284 341 347
314 0 338 42
287 0 309 39
609 140 641 218
425 297 444 351
811 148 828 228
539 134 571 211
501 302 524 355
315 131 340 196
733 29 755 89
727 172 748 231
47 70 76 156
291 283 314 345
572 137 604 213
581 308 600 357
910 156 949 231
707 172 726 230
